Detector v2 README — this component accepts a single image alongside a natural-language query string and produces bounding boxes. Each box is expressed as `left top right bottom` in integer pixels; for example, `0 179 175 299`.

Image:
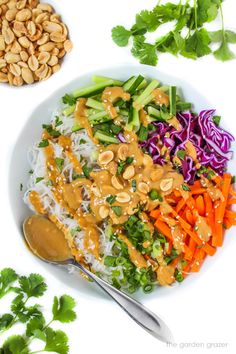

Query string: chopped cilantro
38 139 49 148
117 156 134 175
55 158 64 172
35 177 44 184
28 169 33 174
149 189 163 201
79 138 86 144
20 183 23 191
42 124 61 138
213 115 221 126
62 93 76 106
55 116 63 127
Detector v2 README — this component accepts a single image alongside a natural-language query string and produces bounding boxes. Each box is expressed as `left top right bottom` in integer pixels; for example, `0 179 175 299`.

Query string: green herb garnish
112 1 236 65
35 177 44 184
62 93 77 106
55 116 63 127
55 158 64 172
79 138 86 144
106 195 117 205
104 256 117 267
82 163 93 178
117 156 134 175
213 115 221 126
182 184 190 191
0 268 77 354
42 124 61 138
38 139 49 148
111 206 122 217
149 189 163 201
20 183 23 191
132 180 137 192
177 150 186 160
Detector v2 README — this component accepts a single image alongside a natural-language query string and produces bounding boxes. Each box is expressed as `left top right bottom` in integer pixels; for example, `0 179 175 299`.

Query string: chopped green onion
104 256 117 267
149 189 163 201
175 269 184 283
116 256 126 266
132 180 137 192
177 150 186 160
111 206 122 217
143 284 154 293
106 195 116 205
82 163 92 178
182 184 190 191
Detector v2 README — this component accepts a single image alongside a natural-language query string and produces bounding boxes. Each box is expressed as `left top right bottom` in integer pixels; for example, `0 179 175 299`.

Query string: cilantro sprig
112 0 236 65
0 268 77 354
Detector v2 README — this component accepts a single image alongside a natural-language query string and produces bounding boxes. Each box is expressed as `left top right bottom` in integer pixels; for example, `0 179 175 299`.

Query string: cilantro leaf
131 35 158 66
62 94 76 106
135 10 160 32
38 139 49 148
197 0 221 26
2 335 29 354
209 30 236 43
44 328 69 354
55 157 64 172
183 29 211 58
0 268 18 299
0 314 14 331
52 295 76 323
112 26 131 47
19 273 47 298
214 38 235 61
26 314 46 337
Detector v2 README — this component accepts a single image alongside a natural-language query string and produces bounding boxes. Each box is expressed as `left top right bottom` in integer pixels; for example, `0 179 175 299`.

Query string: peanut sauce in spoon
23 215 72 262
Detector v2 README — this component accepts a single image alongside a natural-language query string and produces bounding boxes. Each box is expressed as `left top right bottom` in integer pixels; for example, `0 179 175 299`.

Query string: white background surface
1 0 236 353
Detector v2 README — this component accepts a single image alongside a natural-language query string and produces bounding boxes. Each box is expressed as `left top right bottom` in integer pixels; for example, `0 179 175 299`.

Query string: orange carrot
185 209 194 225
167 241 173 255
154 220 172 240
194 247 205 261
195 195 205 216
190 180 201 191
184 244 194 261
228 198 236 205
213 173 232 247
191 258 204 272
176 198 186 213
150 209 160 218
224 210 236 219
186 197 196 210
191 188 207 195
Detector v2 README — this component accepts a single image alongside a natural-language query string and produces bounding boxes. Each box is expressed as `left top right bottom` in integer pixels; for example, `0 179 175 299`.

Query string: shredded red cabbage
141 110 234 184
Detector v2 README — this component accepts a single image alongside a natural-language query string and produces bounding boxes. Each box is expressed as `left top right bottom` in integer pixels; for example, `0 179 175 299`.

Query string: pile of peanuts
0 0 73 86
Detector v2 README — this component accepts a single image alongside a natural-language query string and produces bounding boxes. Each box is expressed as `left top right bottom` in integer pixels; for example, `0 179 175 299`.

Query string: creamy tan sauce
195 215 212 242
152 88 169 106
74 98 98 144
58 135 82 174
29 191 45 214
157 265 175 286
119 234 147 269
185 141 197 161
102 87 130 119
24 215 72 262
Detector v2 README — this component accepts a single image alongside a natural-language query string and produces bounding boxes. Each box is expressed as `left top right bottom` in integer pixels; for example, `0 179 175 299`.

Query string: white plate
8 64 236 300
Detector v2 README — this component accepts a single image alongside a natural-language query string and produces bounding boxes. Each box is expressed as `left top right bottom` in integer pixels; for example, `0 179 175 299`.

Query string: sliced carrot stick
191 258 204 272
223 218 233 229
185 209 194 225
224 210 236 219
213 173 232 247
154 220 172 240
150 209 160 218
227 198 236 205
190 180 201 191
176 198 186 213
202 243 216 256
191 188 207 195
186 197 196 210
195 195 205 216
194 248 206 261
184 244 194 261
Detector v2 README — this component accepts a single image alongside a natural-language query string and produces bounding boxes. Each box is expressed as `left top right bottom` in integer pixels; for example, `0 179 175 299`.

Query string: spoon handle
71 261 173 343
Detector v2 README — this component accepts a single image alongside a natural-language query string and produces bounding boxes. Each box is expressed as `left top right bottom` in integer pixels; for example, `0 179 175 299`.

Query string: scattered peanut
138 182 150 194
123 165 135 180
99 206 109 219
117 144 129 161
98 151 114 165
116 192 131 203
111 176 123 190
160 178 173 192
0 0 73 86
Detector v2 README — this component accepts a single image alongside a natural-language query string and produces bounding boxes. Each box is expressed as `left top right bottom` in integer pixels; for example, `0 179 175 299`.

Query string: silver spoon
23 215 173 343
